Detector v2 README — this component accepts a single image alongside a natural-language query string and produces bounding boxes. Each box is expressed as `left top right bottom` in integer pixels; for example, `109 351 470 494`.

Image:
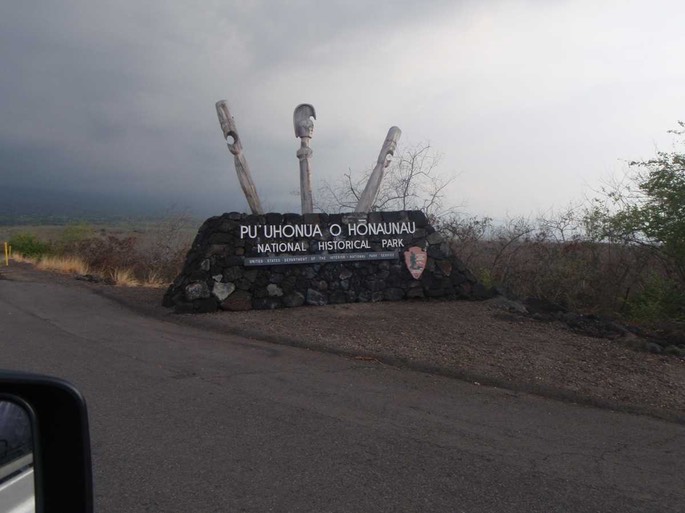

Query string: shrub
624 274 685 322
445 206 678 320
74 235 139 274
135 212 194 284
9 233 51 258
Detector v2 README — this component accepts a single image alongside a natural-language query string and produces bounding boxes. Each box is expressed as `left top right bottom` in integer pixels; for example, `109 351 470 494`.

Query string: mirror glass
0 400 35 513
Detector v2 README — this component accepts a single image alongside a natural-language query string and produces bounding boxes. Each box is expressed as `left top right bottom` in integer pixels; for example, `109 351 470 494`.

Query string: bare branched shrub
74 235 139 275
438 214 492 273
318 144 458 222
136 209 195 283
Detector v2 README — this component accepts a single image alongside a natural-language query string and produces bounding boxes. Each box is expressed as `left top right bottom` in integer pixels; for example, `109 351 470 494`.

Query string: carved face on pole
293 103 316 214
355 126 402 213
294 104 316 139
297 118 314 139
215 100 264 215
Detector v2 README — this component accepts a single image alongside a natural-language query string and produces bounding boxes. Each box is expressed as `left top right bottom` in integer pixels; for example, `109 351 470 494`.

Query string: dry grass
11 251 164 289
10 252 36 264
36 255 90 275
140 270 167 289
110 268 140 287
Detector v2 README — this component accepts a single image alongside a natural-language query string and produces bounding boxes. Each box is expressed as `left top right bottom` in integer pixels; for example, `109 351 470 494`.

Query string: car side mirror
0 397 35 512
0 372 93 513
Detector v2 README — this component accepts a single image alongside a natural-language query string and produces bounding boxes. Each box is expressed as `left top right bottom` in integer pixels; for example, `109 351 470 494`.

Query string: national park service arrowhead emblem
404 246 427 280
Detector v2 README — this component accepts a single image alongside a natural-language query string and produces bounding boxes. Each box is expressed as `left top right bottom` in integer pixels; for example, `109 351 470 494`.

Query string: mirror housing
0 371 93 513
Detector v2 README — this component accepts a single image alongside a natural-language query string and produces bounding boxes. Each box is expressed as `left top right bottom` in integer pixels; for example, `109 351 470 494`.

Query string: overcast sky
1 0 682 219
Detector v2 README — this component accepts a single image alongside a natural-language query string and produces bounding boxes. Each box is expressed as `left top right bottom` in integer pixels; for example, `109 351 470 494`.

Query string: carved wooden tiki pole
293 104 316 214
215 100 264 215
355 126 402 213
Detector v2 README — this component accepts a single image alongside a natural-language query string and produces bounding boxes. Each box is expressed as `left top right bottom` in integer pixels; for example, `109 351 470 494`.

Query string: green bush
624 274 685 322
9 233 52 258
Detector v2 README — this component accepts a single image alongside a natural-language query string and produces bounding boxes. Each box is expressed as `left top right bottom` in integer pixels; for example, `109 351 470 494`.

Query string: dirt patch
3 262 684 423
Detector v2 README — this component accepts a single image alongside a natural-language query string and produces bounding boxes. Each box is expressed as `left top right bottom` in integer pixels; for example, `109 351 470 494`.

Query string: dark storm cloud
0 1 460 216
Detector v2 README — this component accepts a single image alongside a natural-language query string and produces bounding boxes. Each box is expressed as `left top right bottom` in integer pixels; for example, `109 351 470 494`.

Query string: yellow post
3 242 8 266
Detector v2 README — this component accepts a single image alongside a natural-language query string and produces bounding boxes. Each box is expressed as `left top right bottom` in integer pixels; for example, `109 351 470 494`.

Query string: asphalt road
0 268 683 512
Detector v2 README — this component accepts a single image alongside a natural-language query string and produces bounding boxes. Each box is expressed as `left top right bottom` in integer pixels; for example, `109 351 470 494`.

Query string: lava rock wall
163 210 490 313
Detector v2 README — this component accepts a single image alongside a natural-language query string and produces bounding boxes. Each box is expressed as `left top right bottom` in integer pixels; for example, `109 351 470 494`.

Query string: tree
586 122 685 279
318 144 457 222
585 122 685 319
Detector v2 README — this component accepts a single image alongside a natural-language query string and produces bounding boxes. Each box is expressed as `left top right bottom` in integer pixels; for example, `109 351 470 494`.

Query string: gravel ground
5 263 684 423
